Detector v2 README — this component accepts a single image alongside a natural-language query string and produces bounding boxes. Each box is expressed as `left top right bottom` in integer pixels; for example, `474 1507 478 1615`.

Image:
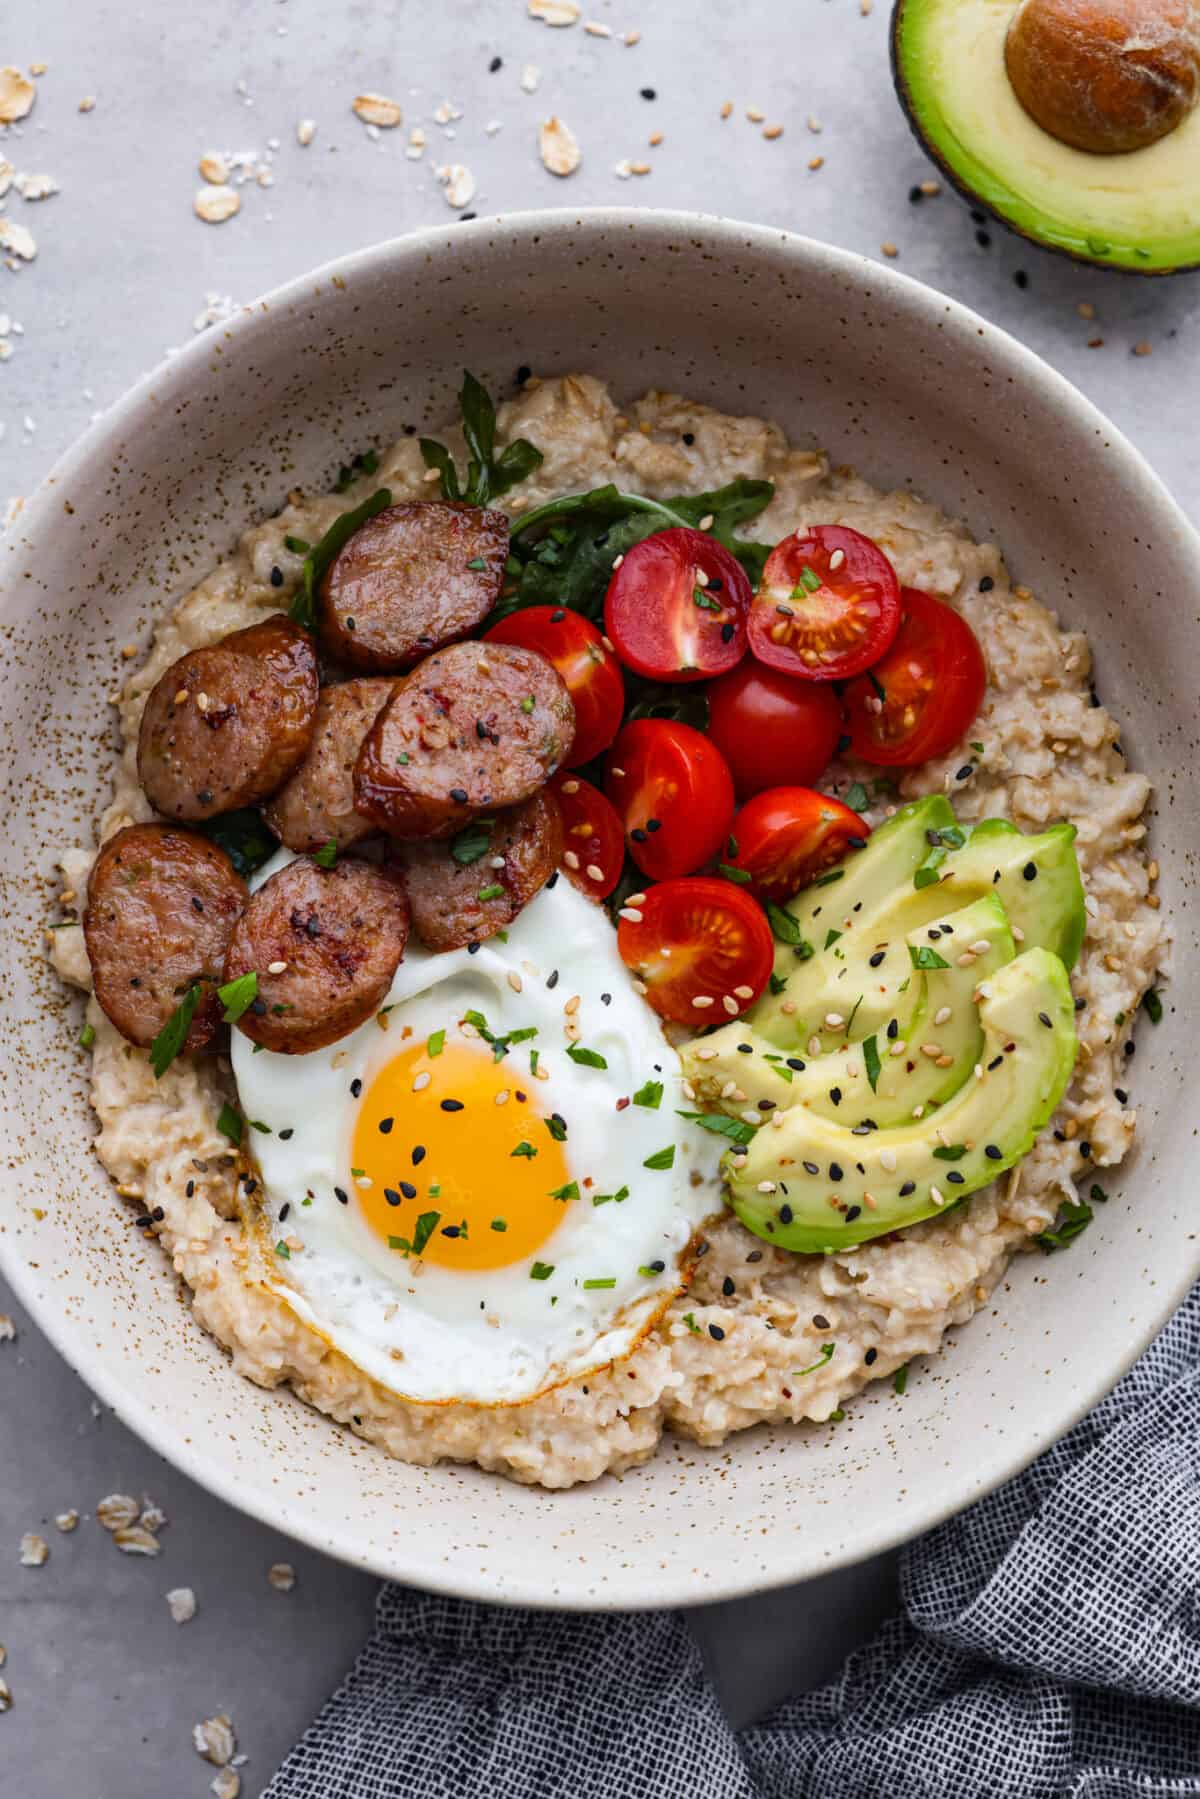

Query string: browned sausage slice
393 788 564 953
137 615 319 822
263 677 399 853
354 641 575 840
319 501 509 672
223 856 410 1054
84 823 248 1051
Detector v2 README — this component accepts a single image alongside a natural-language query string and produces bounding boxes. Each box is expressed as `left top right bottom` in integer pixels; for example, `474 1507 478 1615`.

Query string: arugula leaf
632 1079 663 1109
548 1181 580 1202
420 372 543 507
643 1145 676 1170
566 1044 608 1070
592 1185 630 1206
932 1143 967 1160
198 808 278 879
218 971 258 1023
288 487 393 629
313 839 338 869
677 1110 758 1146
412 1211 441 1256
794 1343 836 1377
149 985 201 1079
766 903 808 950
863 1035 881 1093
1034 1197 1094 1252
910 944 950 970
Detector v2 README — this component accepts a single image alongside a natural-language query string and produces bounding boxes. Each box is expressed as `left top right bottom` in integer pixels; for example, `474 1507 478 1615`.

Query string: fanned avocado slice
682 892 1015 1129
754 802 1083 1054
892 0 1200 274
727 947 1078 1254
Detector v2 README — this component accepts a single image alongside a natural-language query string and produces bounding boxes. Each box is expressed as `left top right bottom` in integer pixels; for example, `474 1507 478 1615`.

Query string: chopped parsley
863 1035 881 1093
149 984 201 1079
427 1029 446 1058
632 1079 663 1109
910 944 950 970
932 1143 967 1160
77 1022 95 1050
681 1311 702 1335
643 1144 676 1170
477 883 505 902
313 839 338 869
490 1218 508 1232
216 1103 244 1146
217 970 258 1023
545 1114 568 1142
1143 988 1164 1024
794 1342 835 1377
813 868 844 888
1034 1197 1094 1252
566 1044 607 1070
530 1260 555 1281
511 1141 537 1159
718 863 752 885
592 1186 629 1206
274 1241 291 1260
844 781 870 813
893 1364 909 1395
449 820 493 866
548 1181 580 1202
677 1110 757 1145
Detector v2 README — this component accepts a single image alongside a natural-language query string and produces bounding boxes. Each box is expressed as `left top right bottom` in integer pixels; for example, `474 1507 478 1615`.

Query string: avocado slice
893 0 1200 274
682 891 1016 1128
727 947 1077 1253
755 802 1083 1054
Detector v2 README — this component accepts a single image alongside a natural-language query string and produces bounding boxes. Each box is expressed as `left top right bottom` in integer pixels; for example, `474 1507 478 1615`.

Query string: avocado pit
1005 0 1200 154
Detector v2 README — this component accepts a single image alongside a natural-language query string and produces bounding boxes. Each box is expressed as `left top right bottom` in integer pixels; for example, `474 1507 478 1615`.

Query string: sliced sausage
354 641 575 840
137 614 319 822
223 855 410 1054
84 823 248 1051
319 500 509 672
393 788 564 953
263 677 399 853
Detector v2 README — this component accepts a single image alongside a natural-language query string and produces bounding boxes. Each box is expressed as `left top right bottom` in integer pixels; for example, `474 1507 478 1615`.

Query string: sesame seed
564 850 581 869
828 548 845 571
722 995 739 1015
507 971 523 993
742 1110 762 1125
969 939 991 955
920 1043 942 1058
824 1012 844 1029
930 1185 945 1207
691 995 715 1009
626 892 647 906
267 959 288 975
586 863 604 881
610 765 626 777
619 906 643 923
808 1035 822 1056
757 1180 777 1194
412 1071 430 1092
174 687 189 705
733 985 754 999
880 1148 897 1172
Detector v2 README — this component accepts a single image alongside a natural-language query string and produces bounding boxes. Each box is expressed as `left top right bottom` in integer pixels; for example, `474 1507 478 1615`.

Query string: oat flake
113 1523 162 1556
199 151 230 185
96 1492 139 1531
0 161 14 200
520 63 542 94
267 1560 296 1591
539 115 581 177
0 1675 10 1713
296 118 316 147
0 67 36 125
0 1314 15 1343
528 0 580 22
54 1510 79 1533
19 1533 48 1567
352 92 402 128
167 1585 197 1623
194 186 240 225
14 171 58 201
194 1715 237 1767
0 220 36 262
437 162 476 209
211 1772 241 1799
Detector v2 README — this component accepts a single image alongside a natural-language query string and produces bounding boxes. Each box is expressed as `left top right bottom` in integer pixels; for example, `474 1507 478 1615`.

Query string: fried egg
231 854 722 1404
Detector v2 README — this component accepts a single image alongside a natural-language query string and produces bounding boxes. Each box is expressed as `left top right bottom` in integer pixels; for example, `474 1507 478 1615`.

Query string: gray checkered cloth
266 1285 1200 1798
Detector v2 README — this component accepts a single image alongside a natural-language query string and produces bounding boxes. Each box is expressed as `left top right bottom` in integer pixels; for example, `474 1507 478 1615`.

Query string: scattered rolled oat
193 186 240 225
54 1510 79 1533
0 219 37 262
114 1524 162 1556
437 162 477 209
352 92 402 129
211 1772 241 1799
97 1492 140 1531
763 123 784 140
139 1496 168 1534
539 115 582 176
0 1676 10 1713
296 118 316 147
808 155 825 171
193 1715 237 1767
267 1561 296 1592
584 19 613 35
881 241 899 257
520 63 542 94
167 1586 197 1624
624 28 642 44
0 1315 15 1343
1132 340 1153 357
19 1533 48 1567
0 67 36 125
720 100 733 119
745 105 765 122
1077 300 1096 319
15 173 58 201
528 0 581 23
199 151 230 185
919 178 941 195
78 94 96 112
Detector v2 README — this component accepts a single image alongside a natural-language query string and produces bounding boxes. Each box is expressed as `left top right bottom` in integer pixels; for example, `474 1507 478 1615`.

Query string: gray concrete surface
1 1 1196 1794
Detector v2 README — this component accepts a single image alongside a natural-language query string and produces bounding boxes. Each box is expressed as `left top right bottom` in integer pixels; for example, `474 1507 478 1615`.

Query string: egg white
231 853 722 1404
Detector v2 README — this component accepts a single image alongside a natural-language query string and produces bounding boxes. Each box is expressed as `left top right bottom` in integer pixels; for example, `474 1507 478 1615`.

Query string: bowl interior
1 211 1194 1609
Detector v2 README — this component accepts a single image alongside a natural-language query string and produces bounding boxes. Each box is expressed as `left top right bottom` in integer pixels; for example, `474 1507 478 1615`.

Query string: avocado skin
728 946 1078 1253
891 0 1200 275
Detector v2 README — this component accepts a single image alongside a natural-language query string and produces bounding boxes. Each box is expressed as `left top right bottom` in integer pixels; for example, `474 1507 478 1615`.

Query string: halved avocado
892 0 1200 273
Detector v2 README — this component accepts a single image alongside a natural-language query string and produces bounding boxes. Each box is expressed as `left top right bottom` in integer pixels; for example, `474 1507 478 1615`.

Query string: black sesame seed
1023 862 1038 881
869 951 886 968
695 1240 709 1257
747 1249 764 1263
384 1188 402 1206
979 575 995 592
1014 269 1029 289
646 818 662 832
899 1181 916 1197
550 608 567 623
278 1127 294 1141
270 565 284 587
909 184 924 204
851 1124 871 1137
946 1170 965 1185
787 1058 806 1072
1126 1040 1136 1058
829 1162 844 1181
517 1091 528 1103
476 719 490 739
516 364 531 385
864 1346 878 1364
975 228 991 248
708 1323 725 1341
985 1144 1002 1160
441 1225 461 1238
887 1018 899 1040
631 828 647 843
650 1258 666 1273
441 1098 464 1112
305 916 321 938
779 1204 794 1223
847 836 868 849
489 53 502 70
722 1276 735 1297
197 790 213 806
350 1078 363 1099
335 1186 349 1204
191 896 204 914
468 942 481 954
683 432 695 445
758 1099 776 1112
450 788 469 804
829 1088 842 1106
153 1206 165 1222
803 1161 819 1175
1115 1088 1128 1105
1038 1011 1053 1028
379 1117 394 1134
186 1180 195 1198
737 1043 753 1054
134 1214 153 1229
845 1206 863 1227
720 622 735 643
1074 996 1086 1013
1054 1130 1066 1142
412 1145 426 1165
987 1055 1003 1071
547 969 559 989
601 992 612 1006
250 997 267 1016
956 765 974 781
279 1202 291 1221
812 1313 830 1329
396 1181 416 1200
641 85 657 99
1079 1142 1092 1159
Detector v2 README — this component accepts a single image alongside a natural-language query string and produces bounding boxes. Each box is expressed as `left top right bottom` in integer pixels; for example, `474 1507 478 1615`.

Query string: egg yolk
352 1040 574 1272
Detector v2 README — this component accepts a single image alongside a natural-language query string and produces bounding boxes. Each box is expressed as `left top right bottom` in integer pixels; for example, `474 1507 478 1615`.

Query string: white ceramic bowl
2 211 1195 1610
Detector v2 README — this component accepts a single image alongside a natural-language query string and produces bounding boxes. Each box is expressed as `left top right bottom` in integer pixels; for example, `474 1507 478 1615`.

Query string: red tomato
603 528 751 684
605 719 736 881
749 525 901 682
843 588 987 767
724 787 869 904
550 772 625 900
484 605 624 767
706 661 843 799
617 877 775 1026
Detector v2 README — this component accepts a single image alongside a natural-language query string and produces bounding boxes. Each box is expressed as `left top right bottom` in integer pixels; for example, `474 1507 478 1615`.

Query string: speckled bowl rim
4 208 1198 1610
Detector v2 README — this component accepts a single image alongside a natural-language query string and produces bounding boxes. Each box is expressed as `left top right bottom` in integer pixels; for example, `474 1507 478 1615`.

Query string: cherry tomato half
604 527 751 684
724 787 869 904
749 525 901 682
617 876 775 1026
843 588 987 767
605 718 735 882
706 660 844 799
484 605 624 767
550 772 625 900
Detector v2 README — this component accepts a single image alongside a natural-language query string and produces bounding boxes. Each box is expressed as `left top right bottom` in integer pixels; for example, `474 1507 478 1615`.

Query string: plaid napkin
266 1285 1200 1798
